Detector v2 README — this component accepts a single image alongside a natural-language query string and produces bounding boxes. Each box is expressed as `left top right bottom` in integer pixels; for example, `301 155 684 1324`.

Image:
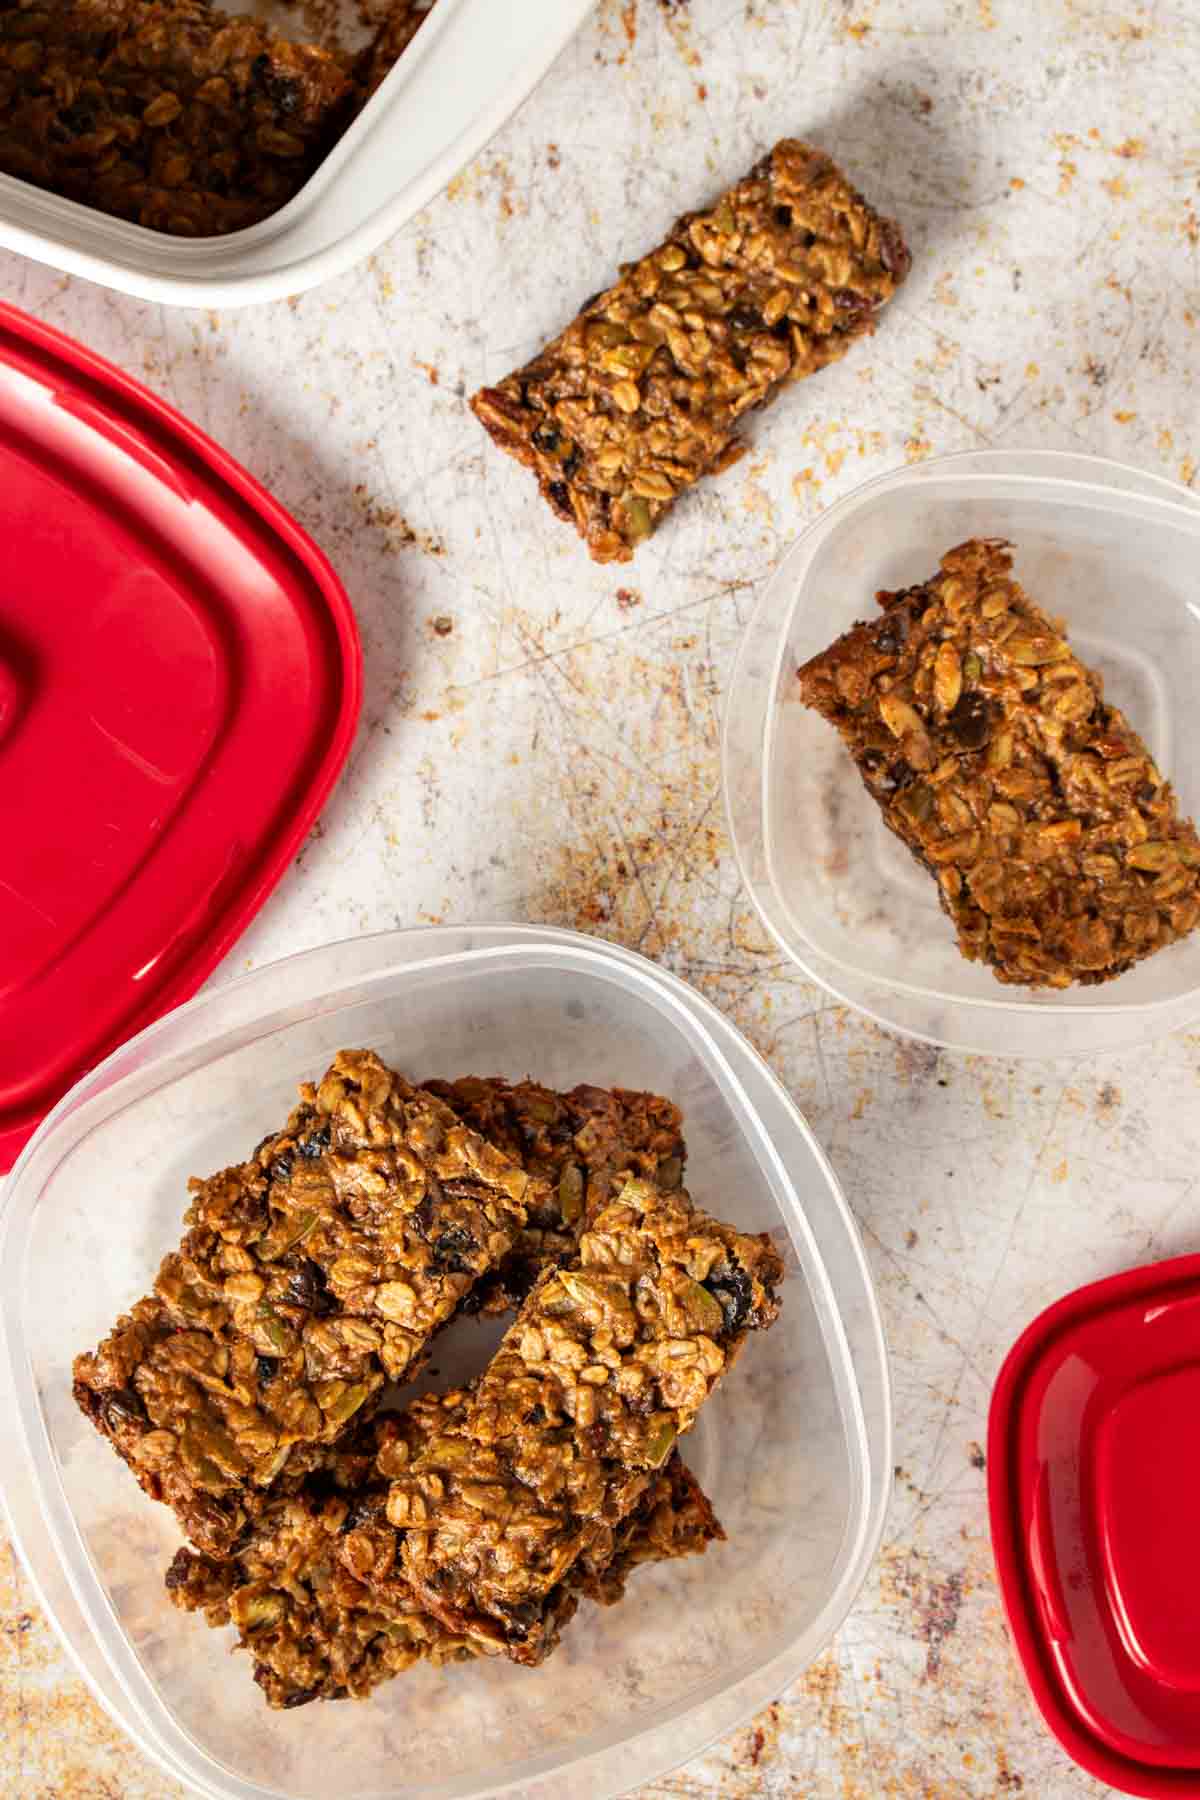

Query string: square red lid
0 303 360 1172
989 1252 1200 1797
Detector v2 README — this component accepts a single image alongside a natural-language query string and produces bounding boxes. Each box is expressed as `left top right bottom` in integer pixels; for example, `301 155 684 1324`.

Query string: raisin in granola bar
168 1392 722 1707
378 1176 781 1664
471 138 908 563
0 0 355 235
73 1050 530 1556
425 1075 685 1313
164 1408 474 1708
797 538 1200 987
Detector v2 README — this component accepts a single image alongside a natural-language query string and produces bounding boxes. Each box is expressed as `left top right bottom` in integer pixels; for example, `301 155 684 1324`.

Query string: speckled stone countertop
3 1 1200 1795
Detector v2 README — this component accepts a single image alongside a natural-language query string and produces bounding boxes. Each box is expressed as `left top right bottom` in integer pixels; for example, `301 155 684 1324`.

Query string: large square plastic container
0 0 595 305
0 923 889 1800
724 451 1200 1057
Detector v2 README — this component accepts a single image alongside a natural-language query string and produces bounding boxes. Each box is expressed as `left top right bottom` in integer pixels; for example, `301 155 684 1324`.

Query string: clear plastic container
0 0 594 306
723 451 1200 1057
0 922 889 1800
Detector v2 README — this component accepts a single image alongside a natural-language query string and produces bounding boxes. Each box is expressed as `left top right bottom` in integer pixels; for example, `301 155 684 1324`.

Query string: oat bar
797 538 1200 987
0 0 355 235
167 1393 722 1707
425 1076 685 1313
383 1176 781 1664
73 1050 530 1556
470 138 909 563
164 1409 476 1708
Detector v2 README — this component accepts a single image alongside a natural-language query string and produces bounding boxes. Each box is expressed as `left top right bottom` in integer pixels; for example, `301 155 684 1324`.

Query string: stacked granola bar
165 1394 723 1706
74 1051 533 1556
382 1176 781 1663
425 1073 686 1313
74 1048 782 1708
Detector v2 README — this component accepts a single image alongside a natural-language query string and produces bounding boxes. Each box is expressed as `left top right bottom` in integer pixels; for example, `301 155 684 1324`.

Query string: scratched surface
3 0 1200 1794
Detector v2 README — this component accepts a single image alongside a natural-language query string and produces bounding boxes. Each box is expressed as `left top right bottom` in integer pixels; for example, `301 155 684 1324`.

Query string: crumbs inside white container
0 924 889 1800
724 450 1200 1057
0 0 595 306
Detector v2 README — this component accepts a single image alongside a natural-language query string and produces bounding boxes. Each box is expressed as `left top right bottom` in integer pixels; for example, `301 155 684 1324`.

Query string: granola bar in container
425 1075 685 1313
167 1392 722 1708
471 137 909 562
797 537 1200 988
380 1176 782 1664
73 1050 530 1556
0 0 355 235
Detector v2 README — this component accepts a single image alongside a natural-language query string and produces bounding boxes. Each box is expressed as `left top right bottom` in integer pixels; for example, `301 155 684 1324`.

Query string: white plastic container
723 451 1200 1057
0 0 594 306
0 922 889 1800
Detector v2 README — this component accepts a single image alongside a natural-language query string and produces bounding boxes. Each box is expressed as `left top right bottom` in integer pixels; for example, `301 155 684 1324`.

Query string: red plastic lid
989 1253 1200 1797
0 303 360 1172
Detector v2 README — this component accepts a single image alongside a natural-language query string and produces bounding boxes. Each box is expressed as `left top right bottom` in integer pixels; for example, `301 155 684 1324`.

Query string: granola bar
797 538 1200 987
73 1050 530 1556
167 1392 722 1707
470 138 909 563
424 1076 685 1313
383 1176 782 1664
0 0 355 235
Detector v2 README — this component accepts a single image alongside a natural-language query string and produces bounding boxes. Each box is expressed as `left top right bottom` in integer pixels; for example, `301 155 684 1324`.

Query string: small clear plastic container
0 922 889 1800
723 451 1200 1057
